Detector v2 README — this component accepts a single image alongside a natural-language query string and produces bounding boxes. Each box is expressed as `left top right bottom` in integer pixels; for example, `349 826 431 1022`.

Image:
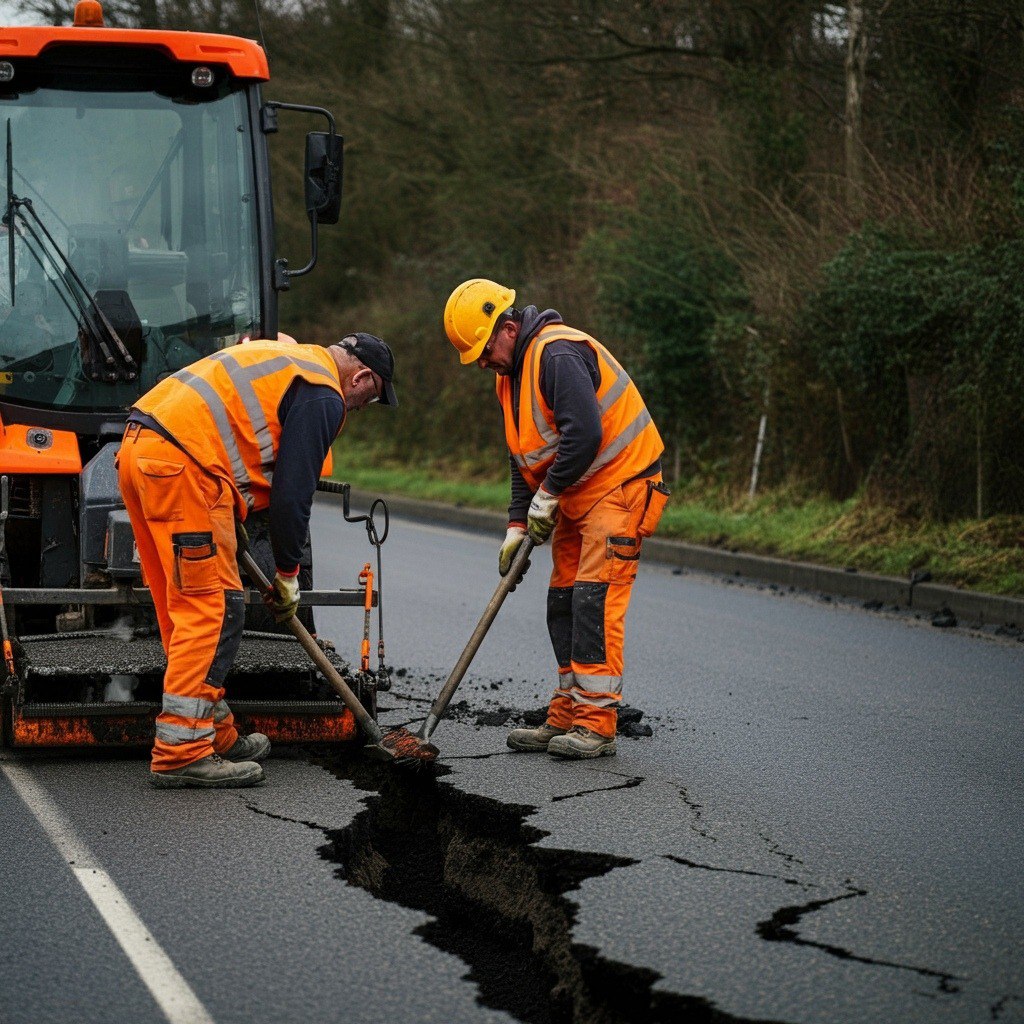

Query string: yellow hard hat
444 279 516 365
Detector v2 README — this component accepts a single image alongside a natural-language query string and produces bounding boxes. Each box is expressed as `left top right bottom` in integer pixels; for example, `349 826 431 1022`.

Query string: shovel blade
375 725 440 766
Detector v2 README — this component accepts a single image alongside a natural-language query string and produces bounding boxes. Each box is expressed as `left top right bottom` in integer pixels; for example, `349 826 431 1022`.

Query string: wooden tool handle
237 547 383 743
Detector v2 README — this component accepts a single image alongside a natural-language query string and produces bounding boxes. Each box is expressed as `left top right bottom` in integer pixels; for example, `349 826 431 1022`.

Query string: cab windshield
0 50 261 413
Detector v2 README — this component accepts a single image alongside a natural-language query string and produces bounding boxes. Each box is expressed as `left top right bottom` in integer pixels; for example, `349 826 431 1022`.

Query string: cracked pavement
0 501 1021 1023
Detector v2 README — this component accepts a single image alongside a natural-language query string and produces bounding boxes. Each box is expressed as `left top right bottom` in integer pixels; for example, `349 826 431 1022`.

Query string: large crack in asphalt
239 751 965 1022
305 755 780 1024
755 885 964 995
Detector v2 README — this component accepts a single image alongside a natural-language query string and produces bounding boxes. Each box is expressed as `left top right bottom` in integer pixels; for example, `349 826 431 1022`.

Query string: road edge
331 487 1024 629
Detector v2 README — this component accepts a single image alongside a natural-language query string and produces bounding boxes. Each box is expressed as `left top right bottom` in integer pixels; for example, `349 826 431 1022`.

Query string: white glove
271 569 301 623
527 487 559 545
498 525 527 576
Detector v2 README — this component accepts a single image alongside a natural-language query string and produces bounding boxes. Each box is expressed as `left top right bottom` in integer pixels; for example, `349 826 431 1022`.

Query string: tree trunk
836 386 857 475
844 0 869 213
976 397 984 519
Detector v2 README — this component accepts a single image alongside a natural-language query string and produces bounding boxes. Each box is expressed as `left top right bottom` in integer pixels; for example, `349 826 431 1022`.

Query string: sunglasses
366 369 384 404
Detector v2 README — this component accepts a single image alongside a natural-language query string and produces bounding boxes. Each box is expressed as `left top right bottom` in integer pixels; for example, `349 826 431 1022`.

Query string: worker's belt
124 412 189 455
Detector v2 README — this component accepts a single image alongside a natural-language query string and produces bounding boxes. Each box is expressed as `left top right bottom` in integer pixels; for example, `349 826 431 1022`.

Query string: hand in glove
527 487 560 545
271 568 300 623
498 524 527 577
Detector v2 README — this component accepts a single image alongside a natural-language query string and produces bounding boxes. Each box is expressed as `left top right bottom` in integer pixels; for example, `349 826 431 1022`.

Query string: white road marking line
0 761 215 1024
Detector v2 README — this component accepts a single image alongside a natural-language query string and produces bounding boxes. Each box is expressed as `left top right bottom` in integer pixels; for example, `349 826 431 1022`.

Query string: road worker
444 280 669 759
117 334 397 788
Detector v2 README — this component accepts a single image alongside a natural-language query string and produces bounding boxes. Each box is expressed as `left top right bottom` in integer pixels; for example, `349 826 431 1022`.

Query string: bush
803 227 1024 515
583 190 750 480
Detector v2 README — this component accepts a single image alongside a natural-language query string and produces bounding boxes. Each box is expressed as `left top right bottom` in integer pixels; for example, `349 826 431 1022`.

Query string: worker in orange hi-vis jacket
444 280 670 759
118 334 397 789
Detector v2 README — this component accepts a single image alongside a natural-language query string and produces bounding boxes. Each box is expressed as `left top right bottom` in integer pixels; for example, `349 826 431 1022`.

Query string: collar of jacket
511 305 563 379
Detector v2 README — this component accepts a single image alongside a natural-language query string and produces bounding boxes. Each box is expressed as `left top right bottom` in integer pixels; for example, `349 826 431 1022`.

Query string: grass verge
333 443 1024 597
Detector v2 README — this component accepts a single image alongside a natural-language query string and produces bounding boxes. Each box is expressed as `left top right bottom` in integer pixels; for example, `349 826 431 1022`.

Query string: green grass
332 442 1024 596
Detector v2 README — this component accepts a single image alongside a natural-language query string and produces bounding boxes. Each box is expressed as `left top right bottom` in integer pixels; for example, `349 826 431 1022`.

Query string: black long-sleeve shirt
269 379 346 572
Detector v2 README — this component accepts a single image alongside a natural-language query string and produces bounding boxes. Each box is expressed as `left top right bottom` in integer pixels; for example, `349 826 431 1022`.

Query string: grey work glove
498 525 527 577
271 569 300 623
527 487 559 545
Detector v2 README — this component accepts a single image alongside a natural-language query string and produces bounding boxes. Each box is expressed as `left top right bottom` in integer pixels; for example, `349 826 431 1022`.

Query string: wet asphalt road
1 496 1022 1024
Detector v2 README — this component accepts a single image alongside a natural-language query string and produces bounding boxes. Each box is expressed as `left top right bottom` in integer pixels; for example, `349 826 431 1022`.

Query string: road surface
1 498 1021 1023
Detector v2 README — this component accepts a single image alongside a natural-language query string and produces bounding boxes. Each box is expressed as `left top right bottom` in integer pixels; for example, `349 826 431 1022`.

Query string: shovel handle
421 537 536 739
236 545 384 744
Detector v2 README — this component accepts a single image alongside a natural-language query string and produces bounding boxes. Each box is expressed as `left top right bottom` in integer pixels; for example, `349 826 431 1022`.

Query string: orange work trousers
117 424 244 771
545 476 663 738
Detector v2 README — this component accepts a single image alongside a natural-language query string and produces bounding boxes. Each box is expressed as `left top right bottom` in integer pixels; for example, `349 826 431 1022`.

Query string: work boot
547 726 616 760
150 754 264 789
221 732 271 763
506 723 568 752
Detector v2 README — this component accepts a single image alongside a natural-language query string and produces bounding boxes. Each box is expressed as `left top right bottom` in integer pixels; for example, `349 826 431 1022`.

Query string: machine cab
0 2 340 433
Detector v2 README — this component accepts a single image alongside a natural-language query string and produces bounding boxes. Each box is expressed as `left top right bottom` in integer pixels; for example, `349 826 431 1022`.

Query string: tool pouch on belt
638 480 671 539
171 532 219 594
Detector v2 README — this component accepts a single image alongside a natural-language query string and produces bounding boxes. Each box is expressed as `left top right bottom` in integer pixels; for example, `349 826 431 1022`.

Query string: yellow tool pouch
637 480 670 539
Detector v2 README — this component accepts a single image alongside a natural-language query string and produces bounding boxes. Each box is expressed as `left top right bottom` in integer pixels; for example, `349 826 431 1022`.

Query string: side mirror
263 101 342 288
304 131 343 225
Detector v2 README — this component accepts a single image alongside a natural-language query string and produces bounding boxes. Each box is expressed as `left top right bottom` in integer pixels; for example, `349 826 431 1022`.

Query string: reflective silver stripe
568 690 622 706
512 452 529 470
291 355 341 379
522 335 629 469
210 352 337 472
526 342 559 447
530 381 557 447
162 694 214 720
212 699 232 723
521 439 558 468
219 354 278 468
179 371 255 511
597 370 630 415
553 688 574 699
571 675 623 695
155 721 216 745
207 349 335 382
579 408 653 484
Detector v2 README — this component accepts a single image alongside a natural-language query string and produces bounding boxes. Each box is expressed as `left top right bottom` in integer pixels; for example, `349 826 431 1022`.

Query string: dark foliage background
22 0 1024 517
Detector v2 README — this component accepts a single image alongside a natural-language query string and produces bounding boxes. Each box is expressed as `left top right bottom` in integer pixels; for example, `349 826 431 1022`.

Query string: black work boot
221 732 271 763
150 754 264 789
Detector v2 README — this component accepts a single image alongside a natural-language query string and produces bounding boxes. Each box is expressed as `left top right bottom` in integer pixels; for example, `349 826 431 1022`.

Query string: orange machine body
9 705 358 748
0 4 369 751
0 414 82 475
0 26 269 81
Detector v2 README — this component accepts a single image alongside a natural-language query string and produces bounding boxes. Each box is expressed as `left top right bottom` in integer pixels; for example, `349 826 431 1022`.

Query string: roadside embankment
330 487 1024 632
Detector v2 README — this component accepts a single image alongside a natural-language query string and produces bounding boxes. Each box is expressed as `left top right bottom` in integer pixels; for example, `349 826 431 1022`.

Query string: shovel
382 537 535 767
235 543 419 763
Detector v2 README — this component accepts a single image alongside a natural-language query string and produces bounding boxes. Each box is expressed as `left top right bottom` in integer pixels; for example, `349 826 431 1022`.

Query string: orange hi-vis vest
497 324 664 519
133 341 344 519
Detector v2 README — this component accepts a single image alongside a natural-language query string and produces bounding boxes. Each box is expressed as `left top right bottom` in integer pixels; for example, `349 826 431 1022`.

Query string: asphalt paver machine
0 2 387 748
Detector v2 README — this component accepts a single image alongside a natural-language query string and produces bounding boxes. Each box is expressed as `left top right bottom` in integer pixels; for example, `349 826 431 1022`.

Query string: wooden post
749 382 770 501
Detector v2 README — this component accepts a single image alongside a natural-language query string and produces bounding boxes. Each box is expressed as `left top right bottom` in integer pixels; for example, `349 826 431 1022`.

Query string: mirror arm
264 102 338 290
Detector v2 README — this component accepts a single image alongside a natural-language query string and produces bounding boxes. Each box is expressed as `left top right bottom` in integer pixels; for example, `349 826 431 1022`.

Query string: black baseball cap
340 333 397 407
